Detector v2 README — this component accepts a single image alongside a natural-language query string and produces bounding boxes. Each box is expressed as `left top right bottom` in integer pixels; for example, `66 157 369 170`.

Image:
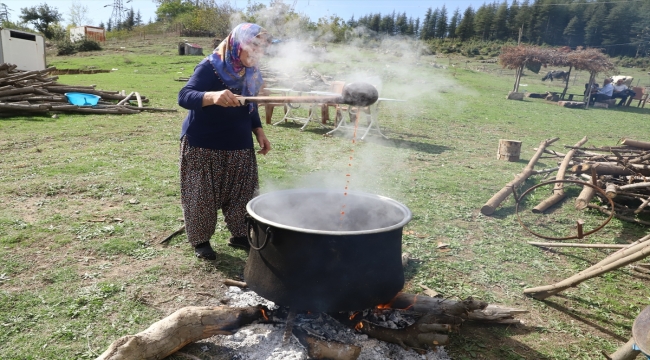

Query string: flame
260 308 269 321
354 322 364 331
349 311 360 320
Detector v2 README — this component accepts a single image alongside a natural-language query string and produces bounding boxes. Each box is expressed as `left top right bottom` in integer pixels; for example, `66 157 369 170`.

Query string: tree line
5 0 650 58
350 0 650 57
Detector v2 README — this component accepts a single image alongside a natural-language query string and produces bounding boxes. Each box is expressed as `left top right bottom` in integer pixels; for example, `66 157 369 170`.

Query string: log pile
482 137 650 300
482 137 650 225
560 138 650 226
0 63 176 116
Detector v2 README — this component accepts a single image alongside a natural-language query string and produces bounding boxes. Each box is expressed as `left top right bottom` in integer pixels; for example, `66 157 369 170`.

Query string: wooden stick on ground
524 236 650 299
528 242 628 249
157 225 185 244
533 136 588 213
481 137 560 215
116 92 135 106
603 338 641 360
97 306 267 360
134 92 143 108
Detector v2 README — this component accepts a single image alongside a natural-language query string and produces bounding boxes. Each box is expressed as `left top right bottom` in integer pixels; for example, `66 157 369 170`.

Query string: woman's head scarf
208 23 268 98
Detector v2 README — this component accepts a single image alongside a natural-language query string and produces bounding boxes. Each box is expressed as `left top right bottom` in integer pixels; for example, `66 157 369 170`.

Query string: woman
177 23 271 260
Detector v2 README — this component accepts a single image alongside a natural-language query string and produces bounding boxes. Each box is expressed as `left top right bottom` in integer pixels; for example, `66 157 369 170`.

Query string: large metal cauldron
244 188 412 312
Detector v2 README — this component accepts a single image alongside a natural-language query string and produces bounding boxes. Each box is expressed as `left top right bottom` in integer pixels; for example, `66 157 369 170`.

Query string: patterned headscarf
208 23 268 99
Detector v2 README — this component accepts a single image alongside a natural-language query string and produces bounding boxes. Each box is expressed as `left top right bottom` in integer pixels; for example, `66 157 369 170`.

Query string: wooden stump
506 91 525 100
497 139 522 162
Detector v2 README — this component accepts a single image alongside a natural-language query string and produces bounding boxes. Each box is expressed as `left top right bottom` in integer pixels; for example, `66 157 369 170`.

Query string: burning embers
211 286 453 360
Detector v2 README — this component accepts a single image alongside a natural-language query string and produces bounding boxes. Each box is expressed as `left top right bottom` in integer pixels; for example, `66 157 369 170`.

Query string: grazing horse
541 70 569 82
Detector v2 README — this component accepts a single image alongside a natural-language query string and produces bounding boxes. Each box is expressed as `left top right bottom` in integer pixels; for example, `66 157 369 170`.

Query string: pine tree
492 1 508 41
584 4 607 46
436 5 448 38
456 6 475 41
448 8 461 39
514 0 532 42
508 0 520 39
429 8 439 40
420 8 432 40
474 3 495 40
563 16 580 46
107 18 112 32
135 9 142 26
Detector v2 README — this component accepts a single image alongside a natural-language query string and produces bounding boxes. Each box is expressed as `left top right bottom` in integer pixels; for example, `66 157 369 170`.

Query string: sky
3 0 483 28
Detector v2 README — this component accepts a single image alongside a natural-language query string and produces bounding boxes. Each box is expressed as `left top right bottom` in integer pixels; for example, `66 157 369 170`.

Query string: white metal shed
0 29 46 71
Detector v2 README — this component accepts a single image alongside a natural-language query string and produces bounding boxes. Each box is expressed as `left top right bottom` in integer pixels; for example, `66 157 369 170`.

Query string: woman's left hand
253 128 271 155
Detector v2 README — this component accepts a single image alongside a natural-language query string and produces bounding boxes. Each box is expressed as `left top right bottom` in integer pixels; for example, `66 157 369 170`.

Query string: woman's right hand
202 90 241 107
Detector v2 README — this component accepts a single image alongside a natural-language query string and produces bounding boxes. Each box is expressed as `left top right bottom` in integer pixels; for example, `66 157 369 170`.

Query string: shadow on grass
451 323 551 360
542 299 629 342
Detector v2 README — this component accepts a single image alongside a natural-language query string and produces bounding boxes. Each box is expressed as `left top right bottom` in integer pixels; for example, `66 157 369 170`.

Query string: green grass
1 36 650 359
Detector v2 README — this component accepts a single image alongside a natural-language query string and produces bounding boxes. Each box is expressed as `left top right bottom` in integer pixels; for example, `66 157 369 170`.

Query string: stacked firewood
0 63 176 116
553 138 650 224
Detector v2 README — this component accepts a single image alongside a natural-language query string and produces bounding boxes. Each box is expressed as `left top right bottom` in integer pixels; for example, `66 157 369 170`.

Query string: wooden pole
528 242 627 249
532 136 588 213
560 65 572 100
604 338 641 360
524 236 650 299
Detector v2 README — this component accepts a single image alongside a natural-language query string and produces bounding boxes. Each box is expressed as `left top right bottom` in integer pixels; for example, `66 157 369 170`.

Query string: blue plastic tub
64 92 100 106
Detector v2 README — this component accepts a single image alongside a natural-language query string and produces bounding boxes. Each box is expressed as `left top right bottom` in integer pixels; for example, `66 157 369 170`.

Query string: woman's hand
202 90 241 107
253 127 271 155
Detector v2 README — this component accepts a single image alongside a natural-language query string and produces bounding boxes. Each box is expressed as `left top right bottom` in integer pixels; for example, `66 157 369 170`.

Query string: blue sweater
178 59 262 150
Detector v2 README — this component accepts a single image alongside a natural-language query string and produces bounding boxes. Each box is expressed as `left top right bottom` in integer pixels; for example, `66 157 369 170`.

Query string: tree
98 21 105 29
456 6 475 41
436 5 448 38
0 3 11 22
124 7 135 30
135 10 143 26
508 0 520 39
155 0 195 20
514 0 532 42
563 16 580 46
448 8 461 39
19 3 62 39
107 19 112 31
492 1 509 41
584 4 607 46
473 3 495 40
420 8 432 40
68 0 90 26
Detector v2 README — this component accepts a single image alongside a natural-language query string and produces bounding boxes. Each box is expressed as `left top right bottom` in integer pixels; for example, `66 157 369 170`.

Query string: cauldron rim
246 188 412 236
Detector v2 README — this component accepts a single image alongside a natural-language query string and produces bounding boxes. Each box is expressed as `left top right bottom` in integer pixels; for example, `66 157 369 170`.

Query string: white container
0 29 46 71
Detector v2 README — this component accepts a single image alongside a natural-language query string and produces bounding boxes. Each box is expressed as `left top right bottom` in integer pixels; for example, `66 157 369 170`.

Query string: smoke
239 8 472 225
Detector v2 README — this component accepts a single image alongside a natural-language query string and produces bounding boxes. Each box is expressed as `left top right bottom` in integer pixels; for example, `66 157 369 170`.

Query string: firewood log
481 137 560 215
533 136 588 213
97 305 267 360
292 327 361 360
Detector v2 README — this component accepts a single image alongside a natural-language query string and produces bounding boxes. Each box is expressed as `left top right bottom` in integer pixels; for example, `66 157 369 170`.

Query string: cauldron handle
246 216 273 251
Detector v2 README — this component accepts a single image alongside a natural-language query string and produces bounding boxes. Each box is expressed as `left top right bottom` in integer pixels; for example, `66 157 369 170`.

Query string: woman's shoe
194 242 217 260
228 236 250 250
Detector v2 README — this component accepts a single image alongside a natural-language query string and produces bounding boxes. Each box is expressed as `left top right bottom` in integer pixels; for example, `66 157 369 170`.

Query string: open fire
202 286 453 360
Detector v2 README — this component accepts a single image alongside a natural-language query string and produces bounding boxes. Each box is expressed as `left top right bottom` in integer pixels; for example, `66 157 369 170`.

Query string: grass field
1 35 650 359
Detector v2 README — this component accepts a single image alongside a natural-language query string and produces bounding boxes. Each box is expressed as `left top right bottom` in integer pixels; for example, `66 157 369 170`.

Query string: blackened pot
244 188 412 312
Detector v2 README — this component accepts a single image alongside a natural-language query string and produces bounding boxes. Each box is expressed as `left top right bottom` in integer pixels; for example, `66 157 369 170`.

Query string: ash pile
203 286 452 360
